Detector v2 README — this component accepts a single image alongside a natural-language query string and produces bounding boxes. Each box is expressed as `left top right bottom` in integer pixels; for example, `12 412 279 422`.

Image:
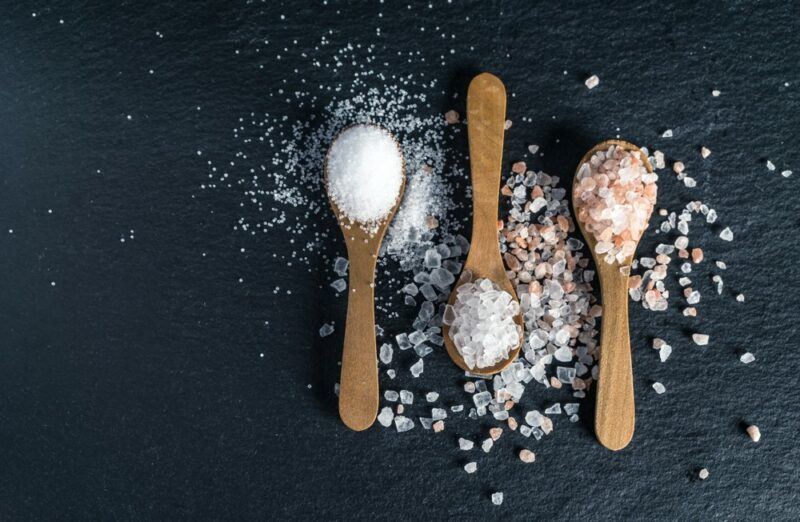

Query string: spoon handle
594 268 635 450
466 72 507 276
338 250 379 431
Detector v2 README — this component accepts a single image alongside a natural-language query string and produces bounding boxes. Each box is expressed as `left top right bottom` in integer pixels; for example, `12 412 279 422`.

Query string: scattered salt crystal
652 382 666 394
319 323 334 337
715 260 727 269
719 227 733 241
431 408 447 420
528 144 539 154
444 110 460 124
333 256 349 276
379 343 394 364
419 417 433 430
326 124 403 228
481 438 494 453
564 403 579 415
781 170 793 178
473 391 492 408
459 438 474 450
426 391 439 402
584 74 600 89
699 468 709 479
464 381 476 393
399 390 414 404
385 390 399 402
654 150 665 169
432 420 445 432
712 89 721 96
662 129 673 138
489 427 503 441
491 492 504 506
659 344 672 362
464 462 477 474
746 425 761 442
377 407 394 427
740 352 755 364
701 147 711 158
673 161 685 174
410 358 424 377
544 403 562 415
692 333 710 346
394 416 414 432
519 449 536 463
736 293 745 302
766 160 776 171
330 278 347 292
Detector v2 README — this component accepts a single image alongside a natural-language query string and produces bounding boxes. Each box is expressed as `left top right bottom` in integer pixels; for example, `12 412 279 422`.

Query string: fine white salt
326 124 403 228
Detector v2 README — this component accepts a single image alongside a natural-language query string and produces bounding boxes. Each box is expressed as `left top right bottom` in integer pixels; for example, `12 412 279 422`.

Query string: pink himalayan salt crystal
519 449 536 463
691 248 704 263
574 145 657 264
432 420 445 432
489 427 503 441
444 110 460 124
512 161 527 174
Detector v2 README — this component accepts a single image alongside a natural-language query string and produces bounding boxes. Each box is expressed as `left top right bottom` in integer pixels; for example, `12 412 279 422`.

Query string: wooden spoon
324 126 406 431
572 139 654 451
442 72 523 377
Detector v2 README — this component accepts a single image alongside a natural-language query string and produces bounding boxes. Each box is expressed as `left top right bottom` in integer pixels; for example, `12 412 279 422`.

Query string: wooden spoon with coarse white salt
324 124 406 431
572 139 656 451
441 72 523 377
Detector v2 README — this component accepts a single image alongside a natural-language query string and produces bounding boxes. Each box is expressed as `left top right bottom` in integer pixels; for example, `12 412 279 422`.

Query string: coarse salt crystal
519 449 535 463
377 407 394 427
719 227 733 241
585 75 599 89
662 129 673 138
652 382 666 394
746 424 761 442
740 352 755 364
464 462 477 473
692 333 709 346
699 468 709 479
458 438 474 450
701 147 711 158
781 170 793 177
766 160 776 171
491 492 504 506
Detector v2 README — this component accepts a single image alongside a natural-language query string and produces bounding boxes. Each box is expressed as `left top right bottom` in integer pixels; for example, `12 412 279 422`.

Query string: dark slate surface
1 1 799 519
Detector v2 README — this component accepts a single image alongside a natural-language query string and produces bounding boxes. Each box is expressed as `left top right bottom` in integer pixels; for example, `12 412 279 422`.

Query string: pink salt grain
573 145 657 264
512 161 527 174
691 248 704 263
519 449 536 463
489 427 503 441
433 420 445 432
444 110 460 124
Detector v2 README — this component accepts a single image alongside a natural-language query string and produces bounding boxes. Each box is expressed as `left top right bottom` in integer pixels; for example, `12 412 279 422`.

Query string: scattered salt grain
399 390 414 404
426 391 439 402
519 449 536 463
326 124 403 229
740 352 755 364
432 420 445 432
736 293 745 302
377 407 394 427
746 424 761 442
491 492 504 506
662 129 673 138
444 110 460 124
459 438 474 450
319 323 334 337
333 256 349 276
482 438 494 453
719 227 733 241
394 416 414 432
701 147 711 158
692 333 710 346
528 144 539 154
464 462 477 474
766 160 776 171
385 390 399 402
330 278 347 292
410 358 424 377
699 468 709 480
659 344 673 362
379 343 393 364
781 170 793 178
652 382 666 394
585 75 600 89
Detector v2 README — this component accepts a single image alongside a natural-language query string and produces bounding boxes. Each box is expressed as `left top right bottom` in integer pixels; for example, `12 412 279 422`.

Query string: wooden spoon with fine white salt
324 124 406 431
572 139 655 451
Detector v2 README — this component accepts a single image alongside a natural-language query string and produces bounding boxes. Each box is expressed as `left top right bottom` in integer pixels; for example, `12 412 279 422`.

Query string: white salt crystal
563 403 579 415
746 424 761 442
525 410 543 427
528 144 539 154
426 391 439 402
491 492 504 506
715 260 727 269
399 390 414 404
482 438 494 453
473 391 492 408
326 124 403 226
394 415 414 432
701 147 711 158
384 390 399 402
333 256 349 276
706 209 718 223
692 333 709 346
431 408 447 421
319 323 334 337
781 170 793 178
410 358 424 377
719 227 733 241
766 160 776 171
458 438 474 450
740 352 755 364
659 344 672 362
652 382 666 394
464 462 477 474
544 403 562 415
736 293 745 302
379 343 393 364
377 407 394 427
330 278 347 292
585 75 600 89
699 468 709 479
712 89 721 96
419 417 433 430
662 129 673 138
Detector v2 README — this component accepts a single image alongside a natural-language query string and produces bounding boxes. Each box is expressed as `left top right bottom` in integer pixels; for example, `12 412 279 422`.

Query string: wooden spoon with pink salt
572 140 657 451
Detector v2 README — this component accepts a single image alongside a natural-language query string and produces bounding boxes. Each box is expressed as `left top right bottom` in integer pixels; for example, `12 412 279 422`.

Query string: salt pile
326 124 403 230
444 276 521 369
573 145 657 264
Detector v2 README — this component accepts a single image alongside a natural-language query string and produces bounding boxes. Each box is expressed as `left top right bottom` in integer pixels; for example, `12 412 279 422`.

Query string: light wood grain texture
573 139 654 451
442 72 522 376
324 128 406 431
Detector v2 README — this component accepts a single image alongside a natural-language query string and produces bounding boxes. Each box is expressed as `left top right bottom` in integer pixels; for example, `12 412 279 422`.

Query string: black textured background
1 1 799 519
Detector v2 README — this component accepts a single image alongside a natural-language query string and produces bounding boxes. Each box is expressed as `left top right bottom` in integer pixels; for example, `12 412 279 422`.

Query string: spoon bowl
442 73 522 377
572 139 654 451
324 124 406 431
